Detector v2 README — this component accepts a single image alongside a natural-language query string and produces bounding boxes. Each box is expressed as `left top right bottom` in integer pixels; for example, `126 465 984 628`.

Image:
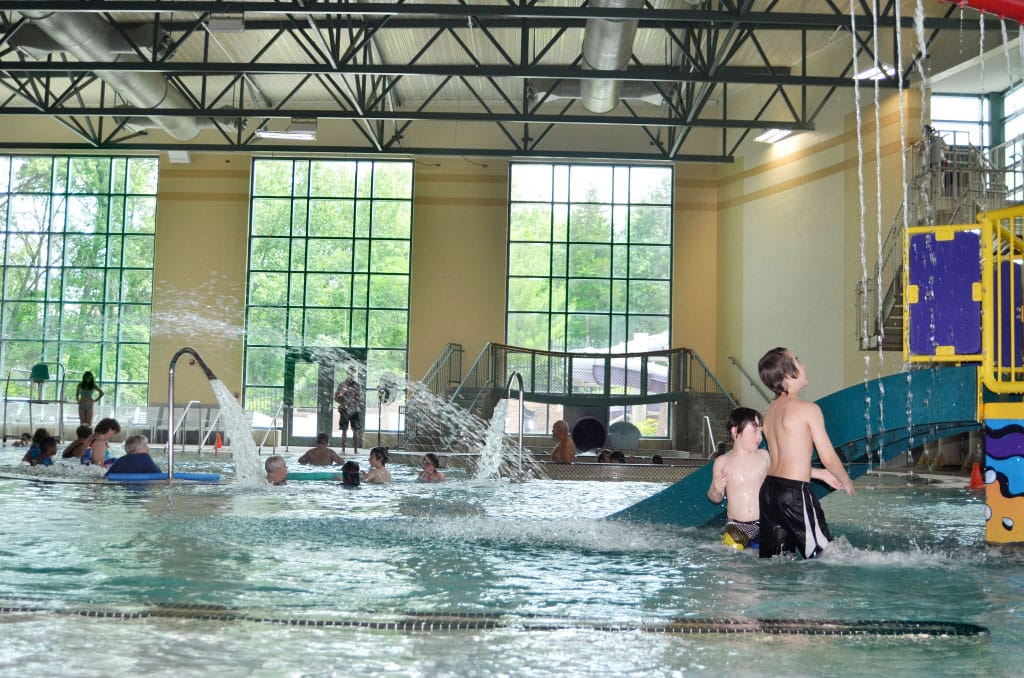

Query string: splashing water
475 398 511 480
208 379 267 488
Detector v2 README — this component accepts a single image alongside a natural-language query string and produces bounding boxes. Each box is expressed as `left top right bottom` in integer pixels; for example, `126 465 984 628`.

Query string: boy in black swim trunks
757 348 855 559
707 407 770 549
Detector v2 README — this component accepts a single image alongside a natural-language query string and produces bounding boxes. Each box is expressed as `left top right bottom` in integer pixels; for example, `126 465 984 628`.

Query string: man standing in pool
550 420 576 463
707 407 770 550
757 347 854 559
334 367 363 454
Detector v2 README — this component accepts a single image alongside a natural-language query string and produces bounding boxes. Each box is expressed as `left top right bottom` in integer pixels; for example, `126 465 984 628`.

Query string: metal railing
857 129 1023 351
440 343 737 453
981 206 1024 394
420 342 463 397
727 355 771 403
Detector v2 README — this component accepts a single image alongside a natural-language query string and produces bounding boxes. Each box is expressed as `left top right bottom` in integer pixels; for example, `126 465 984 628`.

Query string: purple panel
908 231 982 356
997 260 1024 367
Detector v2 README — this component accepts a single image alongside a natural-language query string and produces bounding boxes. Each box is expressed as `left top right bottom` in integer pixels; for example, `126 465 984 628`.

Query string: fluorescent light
854 64 894 81
207 13 245 33
254 119 317 141
167 150 191 164
754 128 793 144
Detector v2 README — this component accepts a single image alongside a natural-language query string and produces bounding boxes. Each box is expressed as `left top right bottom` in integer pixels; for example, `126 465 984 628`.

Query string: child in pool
417 453 446 483
23 431 57 466
362 447 391 484
339 460 360 487
80 418 121 466
707 407 770 550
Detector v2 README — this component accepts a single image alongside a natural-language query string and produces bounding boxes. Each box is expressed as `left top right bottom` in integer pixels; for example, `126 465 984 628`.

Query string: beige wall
408 158 509 378
716 89 922 404
151 153 250 405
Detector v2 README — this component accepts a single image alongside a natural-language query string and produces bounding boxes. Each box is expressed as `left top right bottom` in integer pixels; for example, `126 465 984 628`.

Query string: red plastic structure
945 0 1024 22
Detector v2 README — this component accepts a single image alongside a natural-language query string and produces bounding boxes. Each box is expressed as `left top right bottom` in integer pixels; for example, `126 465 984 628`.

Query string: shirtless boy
757 347 855 559
550 420 576 464
707 407 770 549
298 432 345 466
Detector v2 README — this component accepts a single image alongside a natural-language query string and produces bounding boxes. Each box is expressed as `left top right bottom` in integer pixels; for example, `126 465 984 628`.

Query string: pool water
0 447 1020 677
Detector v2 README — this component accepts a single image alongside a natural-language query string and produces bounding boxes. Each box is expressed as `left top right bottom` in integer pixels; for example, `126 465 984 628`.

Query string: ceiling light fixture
854 64 894 80
254 119 318 141
754 128 793 144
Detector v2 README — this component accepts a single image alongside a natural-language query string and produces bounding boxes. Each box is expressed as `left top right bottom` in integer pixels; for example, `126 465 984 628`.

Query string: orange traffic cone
215 433 223 451
967 462 984 490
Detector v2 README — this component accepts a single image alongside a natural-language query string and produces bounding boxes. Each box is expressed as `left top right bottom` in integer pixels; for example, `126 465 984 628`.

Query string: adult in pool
550 420 576 463
707 407 769 550
265 455 288 485
756 347 855 559
106 434 161 474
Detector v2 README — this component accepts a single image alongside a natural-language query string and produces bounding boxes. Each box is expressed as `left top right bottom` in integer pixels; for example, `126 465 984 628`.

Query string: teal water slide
609 365 981 527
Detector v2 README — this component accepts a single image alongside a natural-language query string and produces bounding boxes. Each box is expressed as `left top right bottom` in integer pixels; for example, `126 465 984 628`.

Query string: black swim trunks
758 475 833 559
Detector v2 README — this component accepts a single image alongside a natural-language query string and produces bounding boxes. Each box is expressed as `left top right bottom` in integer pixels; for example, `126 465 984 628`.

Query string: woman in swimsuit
75 371 104 427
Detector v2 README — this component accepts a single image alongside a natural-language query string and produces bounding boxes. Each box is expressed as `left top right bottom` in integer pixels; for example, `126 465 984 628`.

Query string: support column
982 402 1024 543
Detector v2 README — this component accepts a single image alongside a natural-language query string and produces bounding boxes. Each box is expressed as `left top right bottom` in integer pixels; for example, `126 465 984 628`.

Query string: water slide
609 365 981 527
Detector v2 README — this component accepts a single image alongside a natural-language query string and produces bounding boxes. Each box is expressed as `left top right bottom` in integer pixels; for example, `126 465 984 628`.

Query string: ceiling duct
529 79 666 106
20 10 209 141
580 0 645 113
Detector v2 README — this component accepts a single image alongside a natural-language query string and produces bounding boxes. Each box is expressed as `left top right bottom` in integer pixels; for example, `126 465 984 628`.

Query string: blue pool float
106 472 221 484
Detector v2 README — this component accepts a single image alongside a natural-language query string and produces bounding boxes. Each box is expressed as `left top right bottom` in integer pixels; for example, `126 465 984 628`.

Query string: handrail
172 400 201 453
702 415 718 457
727 355 771 403
420 342 463 396
688 349 738 411
257 402 284 453
505 371 525 480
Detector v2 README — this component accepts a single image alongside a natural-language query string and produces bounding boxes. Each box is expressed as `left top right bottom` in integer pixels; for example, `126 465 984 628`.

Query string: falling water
208 378 267 488
870 1 886 462
474 398 510 480
851 3 873 450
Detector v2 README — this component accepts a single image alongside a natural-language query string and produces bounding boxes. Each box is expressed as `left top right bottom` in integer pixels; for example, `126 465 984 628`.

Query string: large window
0 155 158 406
507 163 673 436
507 163 673 352
244 158 412 430
931 94 990 147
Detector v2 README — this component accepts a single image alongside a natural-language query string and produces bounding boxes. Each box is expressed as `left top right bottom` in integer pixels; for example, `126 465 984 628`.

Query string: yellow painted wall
408 158 509 379
151 153 250 405
674 165 719 364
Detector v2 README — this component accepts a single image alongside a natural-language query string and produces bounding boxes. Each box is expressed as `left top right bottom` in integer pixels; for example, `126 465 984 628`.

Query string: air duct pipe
21 10 206 141
580 0 645 113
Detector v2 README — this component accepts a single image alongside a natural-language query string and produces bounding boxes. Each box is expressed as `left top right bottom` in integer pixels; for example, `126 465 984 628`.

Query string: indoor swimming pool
0 447 1019 676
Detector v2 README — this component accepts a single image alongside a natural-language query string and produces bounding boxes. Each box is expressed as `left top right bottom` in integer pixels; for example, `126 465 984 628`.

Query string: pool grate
0 605 988 637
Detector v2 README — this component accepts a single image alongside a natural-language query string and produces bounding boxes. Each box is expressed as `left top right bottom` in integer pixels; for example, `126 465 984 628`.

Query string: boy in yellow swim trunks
707 407 770 549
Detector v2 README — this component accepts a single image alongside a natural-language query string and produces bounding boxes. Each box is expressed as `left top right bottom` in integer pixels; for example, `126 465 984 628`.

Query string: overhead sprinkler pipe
504 371 525 480
167 347 220 480
946 1 1024 22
